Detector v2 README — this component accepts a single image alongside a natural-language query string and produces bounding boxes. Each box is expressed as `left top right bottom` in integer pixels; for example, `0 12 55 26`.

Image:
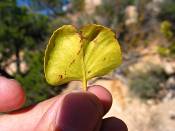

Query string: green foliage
95 0 136 27
160 21 173 39
0 0 52 105
157 46 170 56
158 19 175 57
159 0 175 23
50 16 71 30
129 64 166 99
15 51 46 105
157 42 175 57
0 0 49 73
95 0 121 27
169 42 175 54
27 0 85 16
27 0 65 15
71 0 85 12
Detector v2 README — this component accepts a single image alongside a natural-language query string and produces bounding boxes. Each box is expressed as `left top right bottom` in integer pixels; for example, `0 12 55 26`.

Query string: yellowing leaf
44 24 122 91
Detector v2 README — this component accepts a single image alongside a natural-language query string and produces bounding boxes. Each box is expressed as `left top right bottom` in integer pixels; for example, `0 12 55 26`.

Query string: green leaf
44 24 122 91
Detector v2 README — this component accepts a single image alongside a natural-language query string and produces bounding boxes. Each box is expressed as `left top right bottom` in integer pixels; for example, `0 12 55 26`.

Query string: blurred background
0 0 175 130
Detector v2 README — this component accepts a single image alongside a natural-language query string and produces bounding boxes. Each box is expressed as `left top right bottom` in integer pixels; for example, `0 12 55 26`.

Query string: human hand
0 76 127 131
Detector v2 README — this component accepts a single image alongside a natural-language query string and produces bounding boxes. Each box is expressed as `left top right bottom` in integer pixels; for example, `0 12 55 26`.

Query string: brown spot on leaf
60 75 63 79
69 59 75 67
80 43 83 48
79 33 87 40
103 58 106 61
77 43 83 55
88 71 91 74
77 49 81 55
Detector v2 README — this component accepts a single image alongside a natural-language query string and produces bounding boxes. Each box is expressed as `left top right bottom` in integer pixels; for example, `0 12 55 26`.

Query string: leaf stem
81 44 87 91
82 58 87 91
82 76 87 91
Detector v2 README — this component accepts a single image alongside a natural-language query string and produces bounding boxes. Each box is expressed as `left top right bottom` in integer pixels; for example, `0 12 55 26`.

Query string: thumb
35 92 104 131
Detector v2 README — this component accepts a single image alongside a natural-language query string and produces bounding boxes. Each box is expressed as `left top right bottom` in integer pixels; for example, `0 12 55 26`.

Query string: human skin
0 76 128 131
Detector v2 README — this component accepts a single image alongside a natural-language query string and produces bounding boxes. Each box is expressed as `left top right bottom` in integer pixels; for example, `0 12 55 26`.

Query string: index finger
0 76 26 112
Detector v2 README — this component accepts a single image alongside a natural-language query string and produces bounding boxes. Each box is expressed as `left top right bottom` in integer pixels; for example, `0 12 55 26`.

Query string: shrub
159 0 175 23
129 64 166 99
160 21 173 39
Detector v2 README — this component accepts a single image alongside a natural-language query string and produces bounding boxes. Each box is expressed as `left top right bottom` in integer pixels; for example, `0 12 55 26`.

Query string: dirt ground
106 93 175 131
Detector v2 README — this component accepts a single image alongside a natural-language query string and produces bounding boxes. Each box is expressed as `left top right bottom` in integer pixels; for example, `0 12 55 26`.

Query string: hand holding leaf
44 24 122 91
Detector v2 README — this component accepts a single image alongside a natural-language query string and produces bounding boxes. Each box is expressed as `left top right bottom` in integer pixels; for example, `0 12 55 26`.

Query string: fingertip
57 92 103 131
0 76 26 112
88 85 112 115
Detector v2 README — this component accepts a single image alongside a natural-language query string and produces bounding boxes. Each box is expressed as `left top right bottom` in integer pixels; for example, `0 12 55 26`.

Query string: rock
125 5 138 25
166 77 175 89
169 111 175 120
164 77 175 101
85 0 101 14
163 62 175 75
